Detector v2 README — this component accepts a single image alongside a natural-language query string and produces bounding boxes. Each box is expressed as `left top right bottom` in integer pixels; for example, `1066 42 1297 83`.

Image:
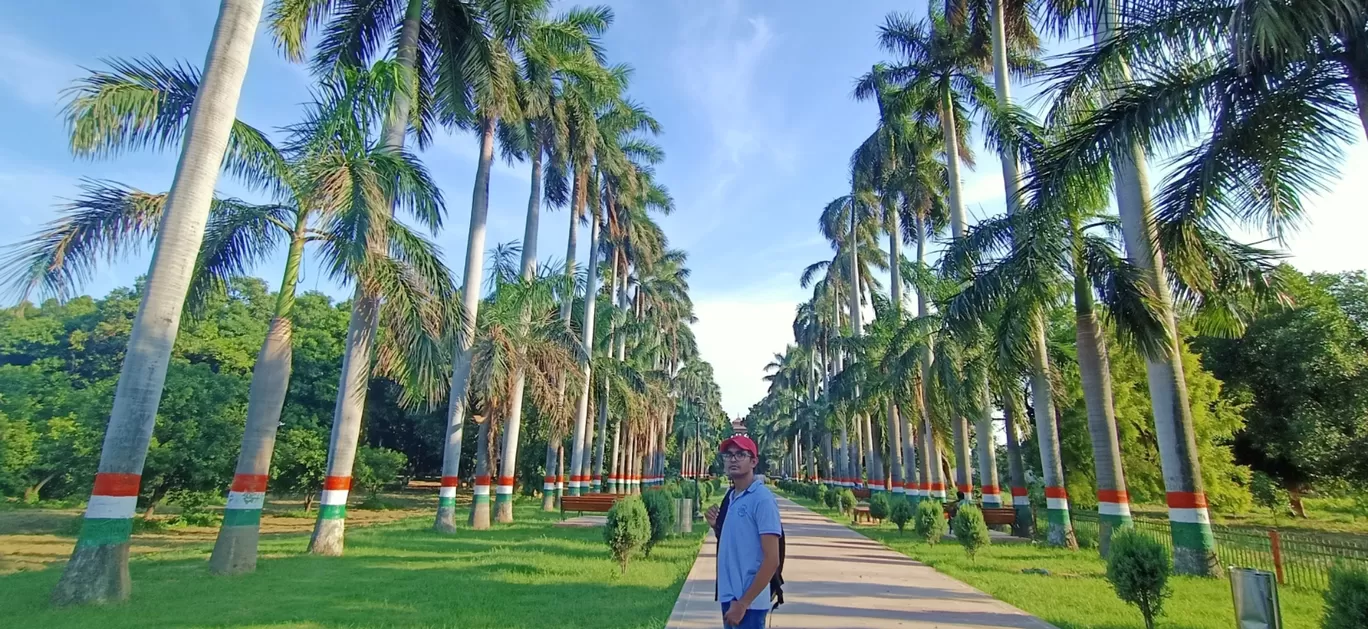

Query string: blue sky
2 1 1365 417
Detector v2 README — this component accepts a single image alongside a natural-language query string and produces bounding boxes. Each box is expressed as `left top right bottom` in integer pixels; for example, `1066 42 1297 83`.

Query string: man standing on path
704 435 782 629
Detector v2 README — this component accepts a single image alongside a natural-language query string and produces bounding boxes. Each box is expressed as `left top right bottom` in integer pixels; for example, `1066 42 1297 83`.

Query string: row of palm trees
3 0 723 607
749 0 1362 577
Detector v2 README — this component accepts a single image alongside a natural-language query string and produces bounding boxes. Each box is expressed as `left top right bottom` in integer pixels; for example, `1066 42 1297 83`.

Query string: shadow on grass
0 505 705 629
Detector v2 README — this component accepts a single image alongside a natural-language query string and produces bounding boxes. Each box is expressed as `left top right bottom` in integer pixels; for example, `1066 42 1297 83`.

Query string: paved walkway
666 496 1055 628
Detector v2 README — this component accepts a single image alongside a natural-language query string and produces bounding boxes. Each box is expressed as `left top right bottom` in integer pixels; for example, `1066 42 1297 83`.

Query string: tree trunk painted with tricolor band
468 418 493 529
1030 323 1076 548
542 443 558 511
1075 262 1132 554
609 419 621 493
1096 0 1217 576
975 385 1002 508
939 79 972 506
52 0 264 604
1003 391 1033 537
568 212 601 496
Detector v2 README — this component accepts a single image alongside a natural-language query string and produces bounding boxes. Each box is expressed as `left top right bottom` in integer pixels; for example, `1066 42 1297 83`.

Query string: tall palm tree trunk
1003 390 1033 537
939 88 974 503
975 384 1002 507
309 0 423 554
609 418 622 493
1030 324 1077 548
542 442 558 511
495 144 545 523
864 413 883 491
1097 0 1216 576
591 263 619 494
914 213 942 503
53 2 265 603
210 215 307 574
568 211 602 496
468 417 494 529
1074 269 1131 553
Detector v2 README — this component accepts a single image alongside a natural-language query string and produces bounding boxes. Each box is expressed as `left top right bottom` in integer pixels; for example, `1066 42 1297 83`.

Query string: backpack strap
713 488 733 603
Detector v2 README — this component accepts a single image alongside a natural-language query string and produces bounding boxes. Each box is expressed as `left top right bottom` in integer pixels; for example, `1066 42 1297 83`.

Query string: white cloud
0 30 79 110
427 130 532 183
1276 141 1368 274
693 296 799 417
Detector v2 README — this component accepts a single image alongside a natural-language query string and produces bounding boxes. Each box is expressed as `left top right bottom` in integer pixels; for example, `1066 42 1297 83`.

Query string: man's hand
704 505 720 528
723 600 748 626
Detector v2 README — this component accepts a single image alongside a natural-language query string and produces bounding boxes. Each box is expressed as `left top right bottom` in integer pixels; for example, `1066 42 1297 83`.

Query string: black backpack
713 487 786 609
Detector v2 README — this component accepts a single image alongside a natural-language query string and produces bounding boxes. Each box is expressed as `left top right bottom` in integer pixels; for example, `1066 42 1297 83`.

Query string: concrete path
665 496 1055 629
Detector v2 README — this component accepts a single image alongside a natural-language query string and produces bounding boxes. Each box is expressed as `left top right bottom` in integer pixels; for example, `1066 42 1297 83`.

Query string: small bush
1324 563 1368 629
641 490 675 556
812 483 828 506
838 489 857 515
168 490 221 527
1106 528 1171 629
889 496 913 533
951 504 991 560
914 500 947 544
354 446 407 497
868 493 891 520
823 487 841 509
605 496 651 573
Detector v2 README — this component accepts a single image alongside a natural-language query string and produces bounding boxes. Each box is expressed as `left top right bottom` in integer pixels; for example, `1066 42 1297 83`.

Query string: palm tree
9 59 453 575
38 0 265 605
492 6 612 525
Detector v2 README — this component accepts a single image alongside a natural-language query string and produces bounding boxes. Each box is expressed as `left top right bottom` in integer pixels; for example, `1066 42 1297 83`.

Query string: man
705 435 782 629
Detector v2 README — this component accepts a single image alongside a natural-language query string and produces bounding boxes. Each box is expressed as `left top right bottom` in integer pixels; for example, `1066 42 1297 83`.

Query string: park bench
853 505 878 524
559 493 622 519
943 504 1018 527
851 488 871 500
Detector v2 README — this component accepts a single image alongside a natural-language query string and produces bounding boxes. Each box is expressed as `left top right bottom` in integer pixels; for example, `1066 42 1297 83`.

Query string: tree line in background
745 0 1368 580
0 0 727 607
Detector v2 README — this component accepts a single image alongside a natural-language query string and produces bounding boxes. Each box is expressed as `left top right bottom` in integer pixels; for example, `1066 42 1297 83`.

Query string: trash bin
1230 567 1282 629
674 499 693 533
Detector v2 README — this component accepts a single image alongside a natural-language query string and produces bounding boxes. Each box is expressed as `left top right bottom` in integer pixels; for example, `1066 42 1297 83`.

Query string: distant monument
729 416 747 436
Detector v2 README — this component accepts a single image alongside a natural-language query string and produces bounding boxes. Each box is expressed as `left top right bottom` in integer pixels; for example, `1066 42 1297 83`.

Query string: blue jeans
720 601 768 629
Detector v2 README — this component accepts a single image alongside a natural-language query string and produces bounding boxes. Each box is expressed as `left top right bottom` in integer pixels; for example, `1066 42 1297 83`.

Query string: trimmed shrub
950 504 991 559
914 500 947 544
605 496 651 573
824 487 841 509
889 496 913 533
1324 562 1368 629
1106 528 1171 629
812 483 828 506
641 489 675 556
838 489 857 515
868 492 891 520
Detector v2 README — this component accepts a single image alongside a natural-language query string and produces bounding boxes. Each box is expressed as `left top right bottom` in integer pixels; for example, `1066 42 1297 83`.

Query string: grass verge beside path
782 492 1327 629
0 498 704 629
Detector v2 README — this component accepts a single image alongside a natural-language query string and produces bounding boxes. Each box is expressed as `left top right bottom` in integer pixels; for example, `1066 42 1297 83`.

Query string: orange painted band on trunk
981 484 1000 494
543 476 556 483
231 474 269 493
1045 486 1068 499
1011 486 1028 497
474 475 492 485
324 476 352 490
93 472 141 497
931 483 945 491
591 475 601 481
1166 491 1208 509
956 484 972 493
1097 489 1130 503
497 476 515 486
441 476 460 487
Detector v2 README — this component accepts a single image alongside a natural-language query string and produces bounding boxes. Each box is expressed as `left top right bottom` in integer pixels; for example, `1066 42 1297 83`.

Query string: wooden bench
851 488 871 500
559 493 622 519
944 504 1018 527
853 505 877 524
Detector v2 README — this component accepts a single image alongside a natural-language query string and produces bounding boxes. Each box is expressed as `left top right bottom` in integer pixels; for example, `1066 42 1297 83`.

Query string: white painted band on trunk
439 486 458 498
1168 506 1210 524
473 486 490 496
1046 497 1069 511
320 490 349 506
981 496 1002 506
85 495 137 519
892 487 906 494
495 485 513 495
1098 501 1132 517
226 491 265 510
568 481 581 489
1013 496 1031 506
543 483 555 491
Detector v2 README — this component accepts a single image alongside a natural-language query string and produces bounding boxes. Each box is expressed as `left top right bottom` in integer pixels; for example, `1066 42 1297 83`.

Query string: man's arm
734 533 780 609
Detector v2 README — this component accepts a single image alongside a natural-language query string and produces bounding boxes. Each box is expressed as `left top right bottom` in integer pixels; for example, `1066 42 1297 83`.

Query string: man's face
723 448 755 478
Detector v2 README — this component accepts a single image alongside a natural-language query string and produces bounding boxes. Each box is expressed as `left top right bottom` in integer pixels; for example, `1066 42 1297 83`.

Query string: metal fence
1055 509 1368 591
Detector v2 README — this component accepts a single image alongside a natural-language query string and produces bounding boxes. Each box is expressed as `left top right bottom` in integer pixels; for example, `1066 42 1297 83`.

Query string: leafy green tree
914 499 947 544
640 489 674 556
890 495 914 533
1250 472 1292 524
1106 528 1172 629
139 363 248 518
1197 269 1368 515
270 427 328 512
605 495 650 573
868 492 891 520
951 504 991 560
354 446 408 499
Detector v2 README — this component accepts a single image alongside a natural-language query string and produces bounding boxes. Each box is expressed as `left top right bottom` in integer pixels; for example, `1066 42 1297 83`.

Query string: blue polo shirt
717 477 782 610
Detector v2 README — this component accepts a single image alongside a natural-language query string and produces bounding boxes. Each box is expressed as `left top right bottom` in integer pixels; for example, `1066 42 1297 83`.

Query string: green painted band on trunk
494 494 512 507
1100 513 1133 527
222 508 262 527
472 493 490 505
438 497 457 508
1047 508 1072 528
318 504 346 520
1170 520 1216 551
76 517 133 547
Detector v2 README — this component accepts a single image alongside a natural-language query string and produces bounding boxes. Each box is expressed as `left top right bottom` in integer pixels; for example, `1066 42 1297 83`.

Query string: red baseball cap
718 435 758 457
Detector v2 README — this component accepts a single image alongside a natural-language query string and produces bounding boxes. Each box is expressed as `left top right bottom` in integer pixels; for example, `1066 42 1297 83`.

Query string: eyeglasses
721 451 752 461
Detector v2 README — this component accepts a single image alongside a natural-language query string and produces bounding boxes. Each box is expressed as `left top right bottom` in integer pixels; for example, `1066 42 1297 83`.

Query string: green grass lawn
784 493 1330 629
0 499 704 629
